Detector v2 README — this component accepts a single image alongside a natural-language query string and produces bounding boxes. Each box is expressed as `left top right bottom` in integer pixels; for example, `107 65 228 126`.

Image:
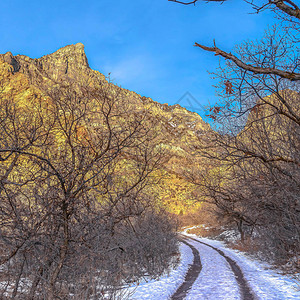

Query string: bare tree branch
271 0 300 19
168 0 198 4
168 0 224 4
169 0 300 20
194 41 300 80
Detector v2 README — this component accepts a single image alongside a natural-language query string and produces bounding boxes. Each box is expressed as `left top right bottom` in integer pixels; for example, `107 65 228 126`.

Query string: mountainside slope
0 43 210 214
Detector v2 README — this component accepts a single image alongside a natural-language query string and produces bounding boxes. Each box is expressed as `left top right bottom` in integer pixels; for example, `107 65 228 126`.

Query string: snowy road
179 236 253 300
171 239 202 299
128 234 300 300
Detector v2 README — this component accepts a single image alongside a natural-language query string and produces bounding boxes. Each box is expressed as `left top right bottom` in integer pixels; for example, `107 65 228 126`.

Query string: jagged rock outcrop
0 42 208 131
0 43 105 87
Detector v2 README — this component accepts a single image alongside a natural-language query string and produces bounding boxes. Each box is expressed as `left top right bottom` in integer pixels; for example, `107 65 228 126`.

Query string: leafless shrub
0 80 178 299
179 0 300 269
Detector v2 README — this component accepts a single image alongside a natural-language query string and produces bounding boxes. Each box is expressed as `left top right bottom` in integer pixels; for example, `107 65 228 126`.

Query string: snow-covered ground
127 243 193 299
186 233 300 300
127 231 300 300
184 238 240 300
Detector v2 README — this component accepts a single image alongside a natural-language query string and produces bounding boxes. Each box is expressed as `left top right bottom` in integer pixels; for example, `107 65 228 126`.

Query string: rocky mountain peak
0 43 92 83
37 42 89 70
2 51 20 72
31 42 90 81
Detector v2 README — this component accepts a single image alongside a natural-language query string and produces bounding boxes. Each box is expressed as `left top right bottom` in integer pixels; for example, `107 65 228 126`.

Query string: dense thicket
0 81 178 299
173 0 300 267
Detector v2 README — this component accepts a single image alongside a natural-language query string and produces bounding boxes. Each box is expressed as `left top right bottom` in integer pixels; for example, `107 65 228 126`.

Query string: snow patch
128 243 193 299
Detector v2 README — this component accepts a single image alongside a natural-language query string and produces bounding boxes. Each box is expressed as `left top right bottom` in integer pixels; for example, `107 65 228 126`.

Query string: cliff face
0 43 106 87
0 43 209 214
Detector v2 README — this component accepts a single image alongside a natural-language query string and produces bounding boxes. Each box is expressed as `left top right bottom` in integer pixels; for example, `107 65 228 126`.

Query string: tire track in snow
182 235 255 300
171 239 202 300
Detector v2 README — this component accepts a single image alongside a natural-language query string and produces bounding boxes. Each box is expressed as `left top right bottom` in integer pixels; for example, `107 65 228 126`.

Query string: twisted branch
194 41 300 80
168 0 300 20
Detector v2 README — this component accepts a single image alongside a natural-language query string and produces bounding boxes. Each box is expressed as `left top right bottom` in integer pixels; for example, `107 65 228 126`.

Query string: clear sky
0 0 275 116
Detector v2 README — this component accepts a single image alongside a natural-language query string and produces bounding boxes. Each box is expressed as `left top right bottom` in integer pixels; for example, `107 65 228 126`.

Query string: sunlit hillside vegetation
0 44 209 298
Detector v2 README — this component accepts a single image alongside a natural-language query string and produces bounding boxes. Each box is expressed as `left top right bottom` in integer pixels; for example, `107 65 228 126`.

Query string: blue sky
0 0 275 115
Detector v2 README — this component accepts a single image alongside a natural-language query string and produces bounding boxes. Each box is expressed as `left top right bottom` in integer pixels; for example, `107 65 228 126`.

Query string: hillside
0 43 210 215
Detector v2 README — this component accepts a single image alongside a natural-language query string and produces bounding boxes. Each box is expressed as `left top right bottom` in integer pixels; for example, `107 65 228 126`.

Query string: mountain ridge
0 43 209 214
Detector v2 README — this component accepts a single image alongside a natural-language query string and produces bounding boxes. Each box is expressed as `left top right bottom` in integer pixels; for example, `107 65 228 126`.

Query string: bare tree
0 80 178 299
171 0 300 266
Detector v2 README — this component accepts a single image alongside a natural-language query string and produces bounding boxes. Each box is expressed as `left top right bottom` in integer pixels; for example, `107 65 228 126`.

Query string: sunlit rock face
27 43 90 81
0 44 211 215
0 43 107 86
